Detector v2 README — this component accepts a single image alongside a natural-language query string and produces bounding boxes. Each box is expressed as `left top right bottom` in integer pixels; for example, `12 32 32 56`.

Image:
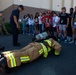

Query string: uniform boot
0 53 11 73
0 45 5 51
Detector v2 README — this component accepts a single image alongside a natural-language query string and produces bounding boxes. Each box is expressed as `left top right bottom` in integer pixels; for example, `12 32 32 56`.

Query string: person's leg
0 26 3 35
29 25 31 34
0 45 5 51
39 24 42 33
22 24 26 34
72 27 75 41
58 25 62 41
54 27 57 38
63 25 67 42
12 28 19 46
2 24 9 35
31 25 34 34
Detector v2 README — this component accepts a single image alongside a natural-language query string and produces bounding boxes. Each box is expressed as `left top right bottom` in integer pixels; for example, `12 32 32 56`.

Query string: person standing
0 12 9 35
67 8 74 42
28 14 34 35
38 12 43 33
42 11 52 36
10 5 24 46
52 12 59 38
70 6 76 44
58 7 69 42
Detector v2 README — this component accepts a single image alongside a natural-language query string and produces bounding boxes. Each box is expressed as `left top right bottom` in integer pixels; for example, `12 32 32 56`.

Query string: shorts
72 25 76 28
59 25 66 31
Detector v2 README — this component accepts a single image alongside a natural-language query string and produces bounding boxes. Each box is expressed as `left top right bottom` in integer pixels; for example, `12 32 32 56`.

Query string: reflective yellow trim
47 47 51 52
54 51 60 56
20 56 30 62
40 43 48 58
2 51 11 55
39 49 43 55
8 53 16 68
44 40 52 47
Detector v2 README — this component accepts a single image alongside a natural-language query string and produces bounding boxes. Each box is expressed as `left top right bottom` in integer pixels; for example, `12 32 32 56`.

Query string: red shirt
42 15 52 28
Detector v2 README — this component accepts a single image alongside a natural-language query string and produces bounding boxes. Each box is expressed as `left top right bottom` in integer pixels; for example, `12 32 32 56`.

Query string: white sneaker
69 40 74 44
29 34 30 35
58 39 60 41
64 39 67 43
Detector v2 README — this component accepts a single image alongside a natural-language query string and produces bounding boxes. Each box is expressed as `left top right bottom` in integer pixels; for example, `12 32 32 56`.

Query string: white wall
52 0 63 11
0 0 2 11
1 0 13 11
64 0 72 13
14 0 41 8
40 0 52 9
73 0 76 7
1 0 76 12
14 0 52 9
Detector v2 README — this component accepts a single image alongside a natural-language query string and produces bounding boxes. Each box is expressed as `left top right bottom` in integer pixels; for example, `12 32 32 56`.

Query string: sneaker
29 34 30 35
0 46 5 51
69 40 74 44
64 39 67 43
58 39 60 41
13 43 21 46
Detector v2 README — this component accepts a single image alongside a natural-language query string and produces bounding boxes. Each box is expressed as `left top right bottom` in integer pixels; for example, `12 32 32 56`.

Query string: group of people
21 6 76 45
0 5 76 47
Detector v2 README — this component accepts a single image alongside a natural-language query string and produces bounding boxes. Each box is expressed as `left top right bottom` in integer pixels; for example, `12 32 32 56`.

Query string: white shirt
38 16 42 24
28 18 34 25
53 16 59 27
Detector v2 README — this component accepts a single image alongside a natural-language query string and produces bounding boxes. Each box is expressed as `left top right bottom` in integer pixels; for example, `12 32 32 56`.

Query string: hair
23 15 26 19
30 14 33 19
62 7 66 10
0 11 2 13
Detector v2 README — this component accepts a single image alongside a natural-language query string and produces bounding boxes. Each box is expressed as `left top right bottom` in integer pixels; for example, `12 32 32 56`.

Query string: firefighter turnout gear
1 38 61 69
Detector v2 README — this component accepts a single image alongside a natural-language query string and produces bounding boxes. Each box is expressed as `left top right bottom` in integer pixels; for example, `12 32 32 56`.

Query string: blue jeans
39 24 42 33
29 25 34 34
22 23 26 34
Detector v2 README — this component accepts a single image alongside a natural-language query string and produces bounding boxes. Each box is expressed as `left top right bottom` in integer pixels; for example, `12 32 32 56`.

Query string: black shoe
0 46 5 51
13 43 21 46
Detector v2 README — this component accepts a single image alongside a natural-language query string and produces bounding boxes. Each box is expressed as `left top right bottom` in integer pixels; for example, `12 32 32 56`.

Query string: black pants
10 23 18 45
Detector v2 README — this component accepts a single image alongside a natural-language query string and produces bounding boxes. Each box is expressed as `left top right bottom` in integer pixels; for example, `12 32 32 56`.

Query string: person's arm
13 16 20 30
66 18 69 28
66 14 69 28
71 18 73 27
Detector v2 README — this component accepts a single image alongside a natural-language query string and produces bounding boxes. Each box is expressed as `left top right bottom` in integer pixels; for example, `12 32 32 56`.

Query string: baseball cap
19 5 24 10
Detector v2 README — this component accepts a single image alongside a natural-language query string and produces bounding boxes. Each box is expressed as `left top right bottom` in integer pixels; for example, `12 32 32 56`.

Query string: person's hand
16 24 20 30
66 25 68 28
71 24 73 28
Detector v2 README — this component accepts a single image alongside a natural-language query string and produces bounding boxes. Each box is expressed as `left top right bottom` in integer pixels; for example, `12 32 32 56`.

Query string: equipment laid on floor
0 38 61 73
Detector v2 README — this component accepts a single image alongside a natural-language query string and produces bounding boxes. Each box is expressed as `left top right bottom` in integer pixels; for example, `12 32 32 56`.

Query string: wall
1 0 76 12
52 0 63 12
0 0 2 11
73 0 76 7
64 0 73 13
14 0 52 10
0 0 13 11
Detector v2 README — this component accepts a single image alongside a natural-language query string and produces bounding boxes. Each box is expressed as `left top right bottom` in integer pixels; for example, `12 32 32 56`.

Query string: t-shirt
53 16 59 27
38 16 42 24
59 13 69 25
72 12 76 26
28 18 34 25
42 15 52 28
10 9 20 25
